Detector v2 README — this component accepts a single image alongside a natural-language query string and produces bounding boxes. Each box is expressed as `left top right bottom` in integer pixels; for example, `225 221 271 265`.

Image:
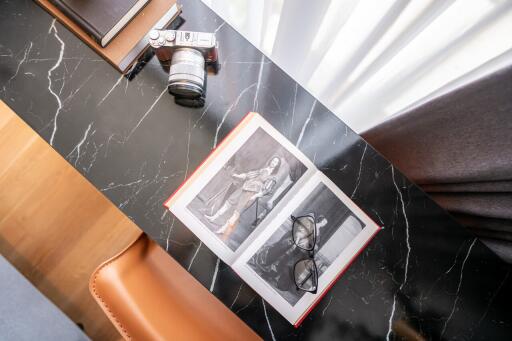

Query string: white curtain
202 0 512 133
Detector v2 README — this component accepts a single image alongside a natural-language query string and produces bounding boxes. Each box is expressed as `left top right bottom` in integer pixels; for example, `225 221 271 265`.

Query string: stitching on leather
91 255 132 340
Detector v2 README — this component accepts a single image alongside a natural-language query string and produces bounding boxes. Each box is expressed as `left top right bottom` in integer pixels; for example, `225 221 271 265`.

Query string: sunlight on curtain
202 0 512 133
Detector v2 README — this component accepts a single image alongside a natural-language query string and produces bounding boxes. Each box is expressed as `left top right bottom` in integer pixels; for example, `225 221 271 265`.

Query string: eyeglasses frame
291 214 319 294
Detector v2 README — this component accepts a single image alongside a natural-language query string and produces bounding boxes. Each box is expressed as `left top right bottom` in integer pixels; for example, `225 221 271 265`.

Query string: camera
149 29 219 107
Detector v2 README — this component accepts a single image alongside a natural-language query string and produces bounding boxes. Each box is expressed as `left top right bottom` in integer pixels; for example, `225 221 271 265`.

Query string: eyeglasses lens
293 216 315 250
294 259 317 292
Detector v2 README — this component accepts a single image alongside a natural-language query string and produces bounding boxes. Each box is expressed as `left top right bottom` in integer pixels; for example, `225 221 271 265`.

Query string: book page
166 113 316 264
232 172 381 324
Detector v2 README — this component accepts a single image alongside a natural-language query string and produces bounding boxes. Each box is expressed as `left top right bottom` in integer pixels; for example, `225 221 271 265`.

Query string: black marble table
1 1 511 340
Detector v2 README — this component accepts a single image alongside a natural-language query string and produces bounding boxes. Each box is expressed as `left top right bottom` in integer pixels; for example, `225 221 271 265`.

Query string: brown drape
363 65 512 263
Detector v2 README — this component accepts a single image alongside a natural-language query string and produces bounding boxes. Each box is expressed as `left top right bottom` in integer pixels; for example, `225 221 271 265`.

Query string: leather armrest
89 233 261 341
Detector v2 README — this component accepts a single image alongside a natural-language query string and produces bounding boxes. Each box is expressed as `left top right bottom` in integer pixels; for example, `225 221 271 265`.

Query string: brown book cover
48 0 150 47
36 0 179 73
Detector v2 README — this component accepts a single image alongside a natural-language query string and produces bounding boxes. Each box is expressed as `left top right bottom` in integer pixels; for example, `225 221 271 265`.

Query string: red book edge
162 111 383 327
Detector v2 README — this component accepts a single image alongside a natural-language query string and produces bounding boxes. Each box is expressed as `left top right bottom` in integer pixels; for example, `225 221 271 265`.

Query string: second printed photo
246 182 366 305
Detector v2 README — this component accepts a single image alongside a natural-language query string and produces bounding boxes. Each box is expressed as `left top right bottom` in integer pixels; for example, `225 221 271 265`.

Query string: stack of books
37 0 181 72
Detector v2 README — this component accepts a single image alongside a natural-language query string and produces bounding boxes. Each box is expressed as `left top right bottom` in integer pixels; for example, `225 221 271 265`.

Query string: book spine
48 0 103 46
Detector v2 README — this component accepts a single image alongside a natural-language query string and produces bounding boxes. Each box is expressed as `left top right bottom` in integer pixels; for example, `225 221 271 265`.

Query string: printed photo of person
187 128 308 251
247 183 365 305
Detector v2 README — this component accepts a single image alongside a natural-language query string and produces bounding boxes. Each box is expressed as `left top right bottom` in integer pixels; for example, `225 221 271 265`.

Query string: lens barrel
168 48 206 98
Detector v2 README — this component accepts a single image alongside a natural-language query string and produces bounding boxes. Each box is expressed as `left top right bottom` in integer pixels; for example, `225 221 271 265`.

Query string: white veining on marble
210 258 220 292
351 144 367 198
419 240 468 314
252 55 266 112
97 73 124 106
116 162 148 209
267 90 282 112
386 285 399 337
213 82 257 148
165 217 176 251
63 72 95 104
289 82 298 138
143 140 183 217
193 100 214 128
124 76 130 93
68 57 83 79
66 122 93 166
321 165 349 173
47 19 65 146
230 283 244 309
103 133 123 158
4 41 32 91
321 295 333 317
183 118 192 179
440 238 477 338
473 268 510 336
214 21 226 33
262 298 277 341
0 45 14 58
444 242 468 276
187 241 203 271
82 140 101 173
296 99 316 147
126 87 167 141
371 208 385 226
235 295 257 314
160 210 169 222
100 179 144 192
386 165 412 341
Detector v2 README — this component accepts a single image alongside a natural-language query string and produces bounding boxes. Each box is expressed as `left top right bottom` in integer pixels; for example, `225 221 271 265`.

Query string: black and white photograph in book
186 128 308 251
247 183 365 306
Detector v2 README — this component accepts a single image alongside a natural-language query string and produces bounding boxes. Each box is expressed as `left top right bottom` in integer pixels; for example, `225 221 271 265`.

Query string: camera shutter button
165 32 176 42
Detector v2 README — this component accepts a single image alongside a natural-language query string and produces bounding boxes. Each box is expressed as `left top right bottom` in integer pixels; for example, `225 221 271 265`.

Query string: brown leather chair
89 233 261 341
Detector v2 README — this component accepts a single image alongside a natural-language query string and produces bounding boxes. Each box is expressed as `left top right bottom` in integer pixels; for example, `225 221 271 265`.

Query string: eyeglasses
291 215 318 294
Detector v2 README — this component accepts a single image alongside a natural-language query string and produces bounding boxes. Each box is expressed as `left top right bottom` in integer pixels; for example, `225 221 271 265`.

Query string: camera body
149 29 219 107
149 30 218 63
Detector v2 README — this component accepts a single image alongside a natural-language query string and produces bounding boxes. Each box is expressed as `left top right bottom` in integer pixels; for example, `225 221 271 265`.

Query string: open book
164 112 381 326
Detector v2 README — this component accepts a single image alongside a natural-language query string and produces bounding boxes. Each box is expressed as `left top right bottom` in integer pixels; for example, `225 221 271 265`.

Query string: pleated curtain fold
363 65 512 263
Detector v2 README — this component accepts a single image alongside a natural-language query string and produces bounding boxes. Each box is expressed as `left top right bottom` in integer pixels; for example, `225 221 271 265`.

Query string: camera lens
168 48 205 98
